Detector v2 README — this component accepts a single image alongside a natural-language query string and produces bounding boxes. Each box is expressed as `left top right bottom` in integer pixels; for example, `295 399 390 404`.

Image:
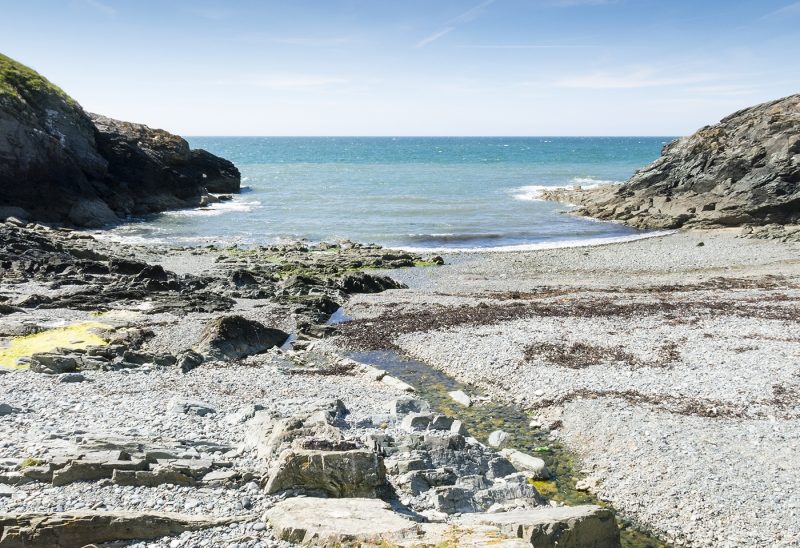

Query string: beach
337 228 800 546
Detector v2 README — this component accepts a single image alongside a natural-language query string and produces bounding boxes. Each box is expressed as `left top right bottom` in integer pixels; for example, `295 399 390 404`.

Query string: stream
340 346 669 548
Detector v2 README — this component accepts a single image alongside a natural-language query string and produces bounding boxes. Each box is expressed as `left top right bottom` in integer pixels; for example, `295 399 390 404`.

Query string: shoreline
2 219 799 546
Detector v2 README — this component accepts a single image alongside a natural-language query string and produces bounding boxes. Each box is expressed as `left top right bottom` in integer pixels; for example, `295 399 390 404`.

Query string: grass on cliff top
0 322 110 370
0 52 77 106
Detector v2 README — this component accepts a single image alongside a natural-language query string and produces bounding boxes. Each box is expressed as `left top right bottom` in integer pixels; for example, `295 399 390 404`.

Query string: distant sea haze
106 137 673 250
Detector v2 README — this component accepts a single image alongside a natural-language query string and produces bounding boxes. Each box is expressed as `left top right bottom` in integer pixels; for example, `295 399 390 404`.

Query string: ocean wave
511 177 622 202
406 232 504 243
168 199 262 217
397 230 676 254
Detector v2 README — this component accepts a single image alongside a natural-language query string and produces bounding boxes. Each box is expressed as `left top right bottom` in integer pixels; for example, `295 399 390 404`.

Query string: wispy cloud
83 0 115 16
460 44 597 49
416 0 495 48
416 27 456 48
762 1 800 18
555 68 719 89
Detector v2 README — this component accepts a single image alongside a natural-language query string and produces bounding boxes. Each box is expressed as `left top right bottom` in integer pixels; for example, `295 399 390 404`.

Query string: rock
264 448 386 497
177 350 204 373
543 94 800 229
458 505 621 548
167 398 216 416
57 372 85 383
29 353 79 374
400 413 433 432
0 485 15 498
201 469 239 484
387 397 430 417
0 53 241 227
51 458 148 486
500 448 550 480
195 315 289 360
429 485 478 514
488 430 509 448
486 456 517 480
448 390 472 407
112 466 195 487
473 480 545 512
0 511 244 547
381 374 416 392
0 404 13 416
335 272 407 294
450 420 469 436
264 498 420 545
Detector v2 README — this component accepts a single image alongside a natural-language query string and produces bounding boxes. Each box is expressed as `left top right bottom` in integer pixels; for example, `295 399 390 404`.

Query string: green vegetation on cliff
0 52 76 106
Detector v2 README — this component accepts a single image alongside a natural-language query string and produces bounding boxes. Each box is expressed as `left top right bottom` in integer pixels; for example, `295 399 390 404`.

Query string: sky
1 0 799 136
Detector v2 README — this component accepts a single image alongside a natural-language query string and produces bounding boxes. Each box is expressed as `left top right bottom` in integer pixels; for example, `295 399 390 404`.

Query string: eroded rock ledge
0 53 240 227
542 94 800 229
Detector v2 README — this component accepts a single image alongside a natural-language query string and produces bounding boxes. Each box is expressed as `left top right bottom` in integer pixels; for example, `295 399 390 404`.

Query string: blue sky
2 0 798 135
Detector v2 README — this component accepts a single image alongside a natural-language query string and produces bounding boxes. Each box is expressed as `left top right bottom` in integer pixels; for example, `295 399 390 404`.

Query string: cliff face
543 94 800 229
0 53 240 227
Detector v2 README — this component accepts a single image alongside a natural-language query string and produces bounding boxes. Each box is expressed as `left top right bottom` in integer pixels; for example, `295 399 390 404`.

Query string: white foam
167 200 262 217
511 177 621 202
396 230 676 254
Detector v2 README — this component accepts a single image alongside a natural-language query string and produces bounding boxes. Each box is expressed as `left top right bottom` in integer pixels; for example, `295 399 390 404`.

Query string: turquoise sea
106 137 673 250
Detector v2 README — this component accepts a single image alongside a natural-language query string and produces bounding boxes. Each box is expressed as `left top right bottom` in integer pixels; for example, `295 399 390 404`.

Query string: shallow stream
346 348 669 548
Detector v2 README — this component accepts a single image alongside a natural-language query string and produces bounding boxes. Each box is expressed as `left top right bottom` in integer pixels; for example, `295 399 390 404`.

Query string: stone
195 315 289 360
112 467 195 487
542 94 800 230
429 415 454 431
500 448 550 480
201 469 238 484
400 413 433 432
429 485 478 514
264 448 386 497
167 398 216 416
0 484 15 498
486 456 517 480
29 353 79 374
264 497 418 545
0 404 13 416
380 374 416 393
57 372 85 383
335 272 407 294
448 390 472 407
177 350 204 373
450 420 469 436
488 430 509 448
458 505 621 548
387 397 430 417
473 481 545 512
0 511 244 547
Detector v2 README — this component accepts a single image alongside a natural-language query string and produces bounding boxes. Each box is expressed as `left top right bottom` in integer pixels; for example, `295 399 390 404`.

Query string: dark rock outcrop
0 53 240 227
542 94 800 229
195 315 289 360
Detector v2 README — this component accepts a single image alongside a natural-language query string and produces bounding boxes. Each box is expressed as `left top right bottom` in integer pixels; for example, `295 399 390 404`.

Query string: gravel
337 229 800 547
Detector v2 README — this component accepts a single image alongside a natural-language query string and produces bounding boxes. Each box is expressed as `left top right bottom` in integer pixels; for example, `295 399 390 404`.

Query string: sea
105 137 674 251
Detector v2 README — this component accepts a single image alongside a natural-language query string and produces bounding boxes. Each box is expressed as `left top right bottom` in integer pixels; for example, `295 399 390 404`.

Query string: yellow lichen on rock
0 322 111 369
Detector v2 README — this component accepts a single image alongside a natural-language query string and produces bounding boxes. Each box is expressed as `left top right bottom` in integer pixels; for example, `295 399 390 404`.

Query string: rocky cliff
542 94 800 229
0 53 240 227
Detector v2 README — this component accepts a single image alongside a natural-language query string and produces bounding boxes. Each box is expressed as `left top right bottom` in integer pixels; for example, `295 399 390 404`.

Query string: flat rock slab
458 505 620 548
0 511 243 548
264 497 418 546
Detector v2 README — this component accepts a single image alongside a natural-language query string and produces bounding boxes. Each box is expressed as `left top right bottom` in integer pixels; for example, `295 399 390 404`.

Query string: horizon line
181 134 679 138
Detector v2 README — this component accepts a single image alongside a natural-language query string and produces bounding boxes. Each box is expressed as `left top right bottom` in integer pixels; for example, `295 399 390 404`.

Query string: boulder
500 448 550 480
195 315 289 360
448 390 472 407
263 497 418 546
264 448 386 497
543 94 800 229
458 505 621 548
28 353 79 375
335 272 407 294
0 511 244 547
488 430 509 448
